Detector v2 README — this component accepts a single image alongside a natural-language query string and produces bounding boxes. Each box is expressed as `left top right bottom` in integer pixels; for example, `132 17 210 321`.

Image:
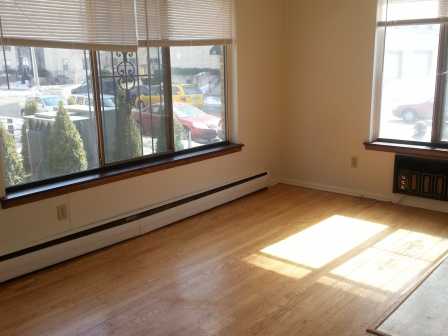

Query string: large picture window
0 0 232 192
372 0 448 146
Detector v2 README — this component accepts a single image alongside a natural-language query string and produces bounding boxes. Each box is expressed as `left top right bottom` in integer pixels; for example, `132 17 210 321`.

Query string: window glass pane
442 92 448 141
170 45 226 151
0 47 9 89
379 25 440 142
136 48 170 156
99 48 169 164
0 46 98 188
440 38 448 142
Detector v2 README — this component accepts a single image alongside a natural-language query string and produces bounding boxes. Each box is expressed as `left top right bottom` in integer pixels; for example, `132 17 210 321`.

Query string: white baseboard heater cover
0 173 268 283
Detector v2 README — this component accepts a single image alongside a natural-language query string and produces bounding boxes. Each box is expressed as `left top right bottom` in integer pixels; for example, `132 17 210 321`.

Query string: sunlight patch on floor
331 247 429 293
244 254 311 280
374 229 448 262
317 276 388 303
331 229 448 293
260 215 388 269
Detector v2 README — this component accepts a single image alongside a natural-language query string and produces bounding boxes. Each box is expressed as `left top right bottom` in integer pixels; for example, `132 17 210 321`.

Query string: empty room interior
2 0 448 335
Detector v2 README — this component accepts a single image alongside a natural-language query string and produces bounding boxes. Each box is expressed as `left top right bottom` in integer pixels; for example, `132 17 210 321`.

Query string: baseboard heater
0 172 269 283
394 156 448 201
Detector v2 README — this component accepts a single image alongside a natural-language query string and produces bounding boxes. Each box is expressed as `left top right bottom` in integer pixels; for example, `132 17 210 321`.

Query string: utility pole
30 47 40 89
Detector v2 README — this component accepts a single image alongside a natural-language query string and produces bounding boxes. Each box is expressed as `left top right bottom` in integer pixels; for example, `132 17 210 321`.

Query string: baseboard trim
280 178 448 214
279 178 391 202
0 172 269 283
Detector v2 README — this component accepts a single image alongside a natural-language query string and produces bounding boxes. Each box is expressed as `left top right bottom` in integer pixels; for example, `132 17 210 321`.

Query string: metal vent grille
394 156 448 201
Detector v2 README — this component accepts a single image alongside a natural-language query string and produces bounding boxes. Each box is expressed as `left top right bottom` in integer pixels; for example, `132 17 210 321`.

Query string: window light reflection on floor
261 215 388 269
373 229 448 263
244 254 311 280
331 229 448 293
317 276 389 303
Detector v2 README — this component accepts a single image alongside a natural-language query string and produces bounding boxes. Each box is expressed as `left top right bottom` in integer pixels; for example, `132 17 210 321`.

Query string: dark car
392 100 433 122
72 78 147 103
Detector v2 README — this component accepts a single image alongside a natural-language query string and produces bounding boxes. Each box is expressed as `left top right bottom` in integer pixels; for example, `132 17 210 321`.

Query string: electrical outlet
56 204 68 221
351 156 358 169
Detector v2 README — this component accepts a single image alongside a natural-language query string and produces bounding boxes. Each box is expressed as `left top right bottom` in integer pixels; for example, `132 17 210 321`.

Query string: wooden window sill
364 141 448 159
1 143 243 209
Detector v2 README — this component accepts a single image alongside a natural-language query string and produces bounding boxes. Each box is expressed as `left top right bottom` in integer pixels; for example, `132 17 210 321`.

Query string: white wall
0 0 286 256
282 0 448 213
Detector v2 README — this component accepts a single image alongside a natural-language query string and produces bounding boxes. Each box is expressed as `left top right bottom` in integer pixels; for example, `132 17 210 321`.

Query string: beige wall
283 0 387 193
3 0 446 257
282 0 447 212
0 0 286 255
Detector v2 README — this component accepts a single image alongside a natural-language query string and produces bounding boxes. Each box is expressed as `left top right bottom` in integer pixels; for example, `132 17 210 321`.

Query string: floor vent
394 156 448 201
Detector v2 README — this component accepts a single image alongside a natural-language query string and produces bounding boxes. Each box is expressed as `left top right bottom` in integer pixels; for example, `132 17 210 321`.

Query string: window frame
370 19 448 148
0 44 235 203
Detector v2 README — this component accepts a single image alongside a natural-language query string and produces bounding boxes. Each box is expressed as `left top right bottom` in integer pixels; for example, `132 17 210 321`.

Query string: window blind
136 0 233 47
0 0 137 51
378 0 448 25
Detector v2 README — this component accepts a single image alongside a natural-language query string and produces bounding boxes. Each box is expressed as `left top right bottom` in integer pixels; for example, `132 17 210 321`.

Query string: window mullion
371 26 386 141
89 50 106 167
0 134 5 199
223 45 230 142
1 48 10 90
432 24 448 143
161 47 175 152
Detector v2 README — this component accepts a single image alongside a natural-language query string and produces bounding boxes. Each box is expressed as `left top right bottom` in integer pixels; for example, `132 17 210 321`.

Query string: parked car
72 79 114 96
71 78 144 102
69 94 115 108
133 103 222 144
135 84 204 109
173 84 204 108
174 103 220 143
392 100 433 122
20 95 63 115
134 84 164 109
66 94 115 116
202 96 223 116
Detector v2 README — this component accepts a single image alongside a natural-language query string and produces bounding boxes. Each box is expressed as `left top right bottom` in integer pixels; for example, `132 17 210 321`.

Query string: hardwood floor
1 184 448 336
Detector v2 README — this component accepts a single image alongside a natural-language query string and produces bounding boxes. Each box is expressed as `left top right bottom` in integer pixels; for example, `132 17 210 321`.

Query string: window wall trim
370 19 448 146
0 38 138 52
138 39 233 48
364 140 448 159
370 25 386 142
224 44 232 142
0 135 5 199
97 45 232 168
90 50 107 167
161 47 175 152
1 142 243 209
0 43 234 202
432 24 448 143
378 17 448 27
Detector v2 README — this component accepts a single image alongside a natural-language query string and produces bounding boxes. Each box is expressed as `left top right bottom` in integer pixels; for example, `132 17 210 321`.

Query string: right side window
379 24 440 142
374 0 448 146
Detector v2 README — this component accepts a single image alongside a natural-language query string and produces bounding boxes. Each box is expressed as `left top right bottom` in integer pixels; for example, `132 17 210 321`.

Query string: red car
133 103 222 144
392 100 433 122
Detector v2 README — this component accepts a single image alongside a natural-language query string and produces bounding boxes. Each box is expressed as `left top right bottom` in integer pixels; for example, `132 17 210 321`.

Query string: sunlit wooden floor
2 184 448 336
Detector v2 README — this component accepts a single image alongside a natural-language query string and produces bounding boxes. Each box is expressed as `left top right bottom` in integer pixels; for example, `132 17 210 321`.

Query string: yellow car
135 84 204 109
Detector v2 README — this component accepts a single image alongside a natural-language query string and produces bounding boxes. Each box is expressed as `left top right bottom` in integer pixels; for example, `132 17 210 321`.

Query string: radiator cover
394 156 448 201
